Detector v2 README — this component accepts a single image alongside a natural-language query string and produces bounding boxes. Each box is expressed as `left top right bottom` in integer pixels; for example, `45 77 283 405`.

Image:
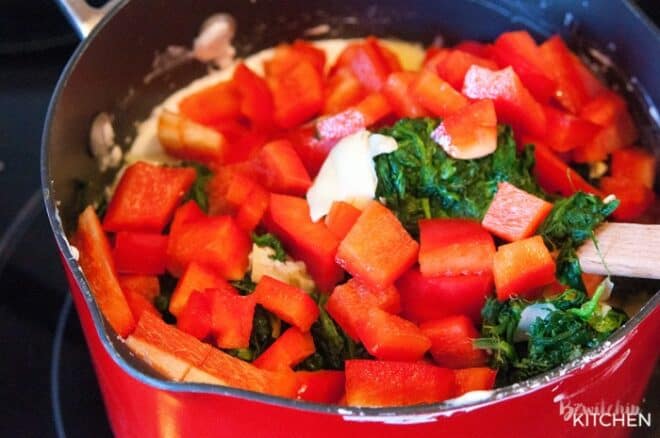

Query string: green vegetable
183 162 213 212
475 281 627 384
538 192 619 290
230 275 257 295
252 233 287 262
155 274 178 324
375 118 542 234
249 305 280 359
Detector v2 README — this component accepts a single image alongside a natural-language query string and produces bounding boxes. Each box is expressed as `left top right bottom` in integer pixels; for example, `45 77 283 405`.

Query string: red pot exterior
63 259 659 438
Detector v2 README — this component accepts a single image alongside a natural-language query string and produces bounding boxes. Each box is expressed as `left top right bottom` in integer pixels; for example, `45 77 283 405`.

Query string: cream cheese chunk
249 244 315 293
306 130 398 222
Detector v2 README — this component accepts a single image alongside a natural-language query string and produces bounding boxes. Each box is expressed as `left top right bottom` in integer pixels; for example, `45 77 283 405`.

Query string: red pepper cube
232 63 274 128
454 40 495 59
435 49 499 91
316 92 392 140
397 267 493 325
182 344 298 398
258 139 312 196
117 274 160 302
454 367 497 396
253 276 320 332
600 177 654 221
336 201 419 290
269 60 323 129
354 307 431 361
323 68 366 115
77 206 136 337
382 71 429 118
463 65 546 138
540 105 600 153
326 278 401 340
539 35 589 114
264 194 343 292
178 80 241 125
209 285 256 349
611 147 656 190
265 40 326 78
294 370 345 403
334 39 393 92
122 288 160 322
411 69 469 118
177 291 213 340
481 182 554 242
126 311 212 381
492 31 556 103
493 235 556 301
531 141 601 197
419 218 496 277
103 162 196 233
253 327 316 371
420 315 488 368
113 232 168 275
194 217 251 281
344 359 455 407
324 201 362 241
286 125 340 178
235 183 270 232
168 262 231 317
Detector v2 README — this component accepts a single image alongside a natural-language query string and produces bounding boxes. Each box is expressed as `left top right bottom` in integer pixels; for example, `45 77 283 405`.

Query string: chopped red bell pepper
209 285 256 349
253 327 316 371
177 291 213 340
253 275 320 332
434 49 499 91
369 37 402 72
333 39 394 92
235 183 270 232
382 71 429 118
326 278 401 340
570 53 607 99
411 69 469 118
481 182 554 242
263 194 343 292
418 218 495 277
113 232 168 275
454 367 497 396
600 176 654 221
122 287 159 321
493 235 556 301
354 307 431 361
611 147 656 189
344 360 455 407
541 105 600 153
336 201 419 290
157 111 230 164
324 201 362 240
183 343 298 398
323 68 367 115
453 40 494 59
492 31 556 102
295 370 345 403
316 92 392 140
269 60 323 129
233 63 274 128
430 99 497 159
126 311 211 381
265 40 326 78
103 162 196 233
76 206 135 337
257 139 312 196
178 81 241 126
396 267 493 325
285 125 340 178
168 261 230 317
539 35 589 114
420 315 488 368
463 65 546 137
117 274 160 302
206 168 269 231
531 141 601 196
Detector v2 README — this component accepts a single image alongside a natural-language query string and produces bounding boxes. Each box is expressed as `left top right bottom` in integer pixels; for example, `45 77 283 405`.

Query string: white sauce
306 130 398 221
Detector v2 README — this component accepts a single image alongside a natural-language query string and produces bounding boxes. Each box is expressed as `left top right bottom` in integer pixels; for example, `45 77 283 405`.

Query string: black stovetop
0 2 657 437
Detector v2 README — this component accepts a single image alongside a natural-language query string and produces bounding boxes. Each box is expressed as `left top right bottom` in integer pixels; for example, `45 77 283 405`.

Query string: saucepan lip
40 0 660 420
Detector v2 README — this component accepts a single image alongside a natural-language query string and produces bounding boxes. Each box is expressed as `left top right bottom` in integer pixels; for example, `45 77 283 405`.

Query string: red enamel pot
42 0 659 436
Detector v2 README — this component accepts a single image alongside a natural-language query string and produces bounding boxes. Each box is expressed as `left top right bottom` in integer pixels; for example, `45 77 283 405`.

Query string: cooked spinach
374 118 542 234
154 274 178 324
183 162 213 212
475 282 627 384
252 232 287 262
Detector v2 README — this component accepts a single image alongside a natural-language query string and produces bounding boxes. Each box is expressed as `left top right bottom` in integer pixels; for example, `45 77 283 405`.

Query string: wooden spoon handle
577 223 660 280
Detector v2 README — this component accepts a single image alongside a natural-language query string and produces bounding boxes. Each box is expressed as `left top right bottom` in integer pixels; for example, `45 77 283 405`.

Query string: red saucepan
43 0 659 436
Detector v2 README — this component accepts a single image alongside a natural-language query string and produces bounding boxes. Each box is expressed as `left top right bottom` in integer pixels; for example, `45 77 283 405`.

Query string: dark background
0 1 657 437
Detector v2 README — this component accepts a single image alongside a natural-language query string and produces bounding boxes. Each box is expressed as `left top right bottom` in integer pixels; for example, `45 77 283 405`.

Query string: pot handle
56 0 121 39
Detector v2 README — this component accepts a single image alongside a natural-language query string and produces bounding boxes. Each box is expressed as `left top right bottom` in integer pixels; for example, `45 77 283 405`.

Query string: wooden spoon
578 223 660 280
